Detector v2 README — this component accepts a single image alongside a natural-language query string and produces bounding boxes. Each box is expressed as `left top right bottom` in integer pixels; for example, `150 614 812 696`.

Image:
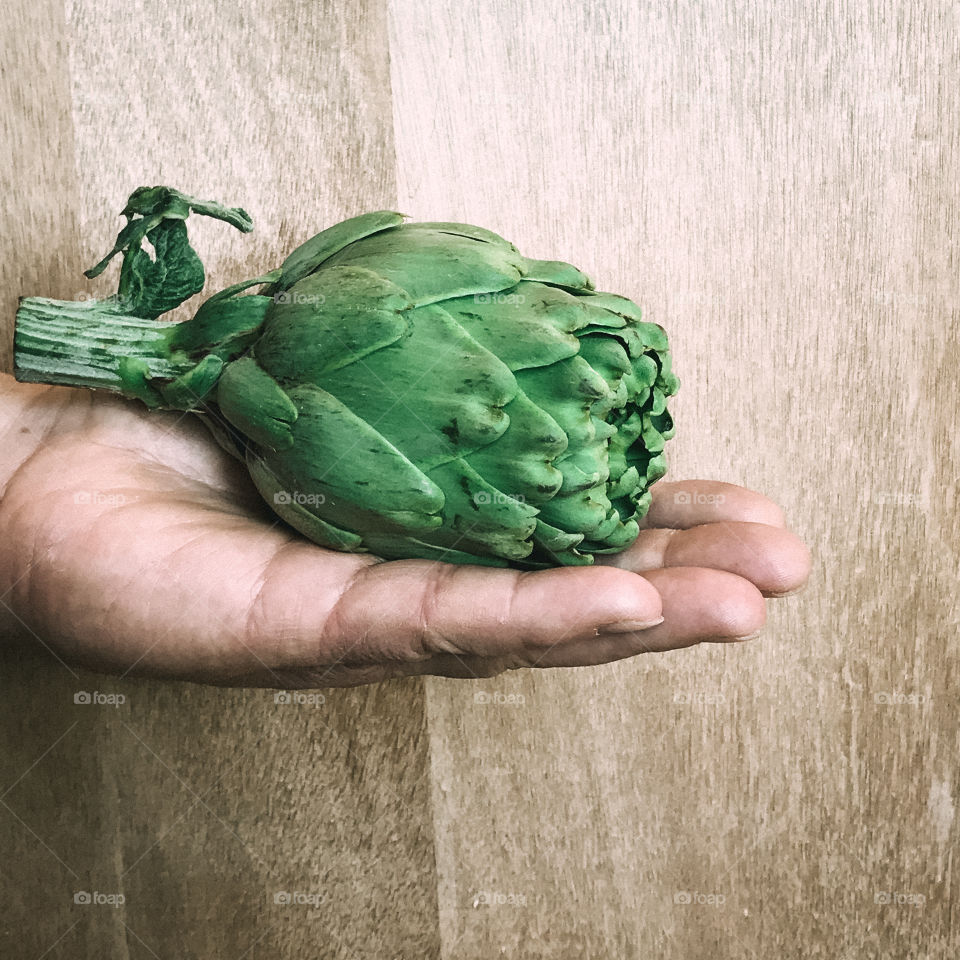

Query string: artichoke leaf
441 281 589 371
321 228 527 306
574 290 644 322
585 516 641 553
536 487 611 540
317 303 517 470
169 293 273 359
623 354 659 397
528 517 593 567
247 453 366 552
515 355 610 432
517 358 610 488
255 266 414 380
268 211 407 294
200 269 282 306
217 357 297 452
627 450 668 487
530 518 592 566
464 389 566 504
521 258 594 292
160 354 225 409
606 464 641 502
262 383 445 534
423 459 539 561
403 221 519 250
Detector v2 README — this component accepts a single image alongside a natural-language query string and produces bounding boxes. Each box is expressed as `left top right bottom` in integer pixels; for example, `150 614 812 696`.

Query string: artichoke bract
14 187 678 568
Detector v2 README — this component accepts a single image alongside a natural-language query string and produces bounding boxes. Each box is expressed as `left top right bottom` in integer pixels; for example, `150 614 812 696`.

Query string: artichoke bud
14 188 679 568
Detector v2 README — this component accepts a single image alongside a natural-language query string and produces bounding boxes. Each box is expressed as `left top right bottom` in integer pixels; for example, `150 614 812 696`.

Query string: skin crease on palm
0 374 811 689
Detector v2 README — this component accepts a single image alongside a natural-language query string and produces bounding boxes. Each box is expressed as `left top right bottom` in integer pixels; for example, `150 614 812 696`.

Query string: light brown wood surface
2 1 958 957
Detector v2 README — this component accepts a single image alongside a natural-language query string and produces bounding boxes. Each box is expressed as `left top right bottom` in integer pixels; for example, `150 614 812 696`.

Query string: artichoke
14 186 678 568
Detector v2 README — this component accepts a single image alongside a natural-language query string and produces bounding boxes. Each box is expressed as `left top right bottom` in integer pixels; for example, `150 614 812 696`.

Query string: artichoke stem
14 296 194 404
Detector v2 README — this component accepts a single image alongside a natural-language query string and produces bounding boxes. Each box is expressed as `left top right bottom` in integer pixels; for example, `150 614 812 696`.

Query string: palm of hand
0 385 810 688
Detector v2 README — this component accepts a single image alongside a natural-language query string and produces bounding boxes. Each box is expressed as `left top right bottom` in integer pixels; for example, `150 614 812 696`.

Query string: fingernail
596 616 665 635
705 631 761 643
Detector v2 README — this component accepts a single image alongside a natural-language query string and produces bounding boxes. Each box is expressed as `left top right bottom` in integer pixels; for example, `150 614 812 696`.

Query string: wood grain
1 0 958 956
390 0 960 956
0 2 440 958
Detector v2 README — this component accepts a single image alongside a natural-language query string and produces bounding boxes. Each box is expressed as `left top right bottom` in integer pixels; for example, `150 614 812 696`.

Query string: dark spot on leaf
441 418 460 443
578 378 604 398
458 473 481 510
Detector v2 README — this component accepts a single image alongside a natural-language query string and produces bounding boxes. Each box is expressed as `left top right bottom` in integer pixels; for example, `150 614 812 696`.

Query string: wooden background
2 0 958 956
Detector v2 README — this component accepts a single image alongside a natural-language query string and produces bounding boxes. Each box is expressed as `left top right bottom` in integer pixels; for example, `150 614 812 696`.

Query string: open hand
0 377 811 688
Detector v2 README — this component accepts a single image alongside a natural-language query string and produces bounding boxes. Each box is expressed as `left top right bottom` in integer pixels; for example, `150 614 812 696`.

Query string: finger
180 544 663 682
299 559 664 668
514 566 768 668
214 560 667 687
599 520 812 597
212 547 771 686
642 480 787 529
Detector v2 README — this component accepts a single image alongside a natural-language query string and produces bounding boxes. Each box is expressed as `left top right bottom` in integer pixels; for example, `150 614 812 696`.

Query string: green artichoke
14 186 678 568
